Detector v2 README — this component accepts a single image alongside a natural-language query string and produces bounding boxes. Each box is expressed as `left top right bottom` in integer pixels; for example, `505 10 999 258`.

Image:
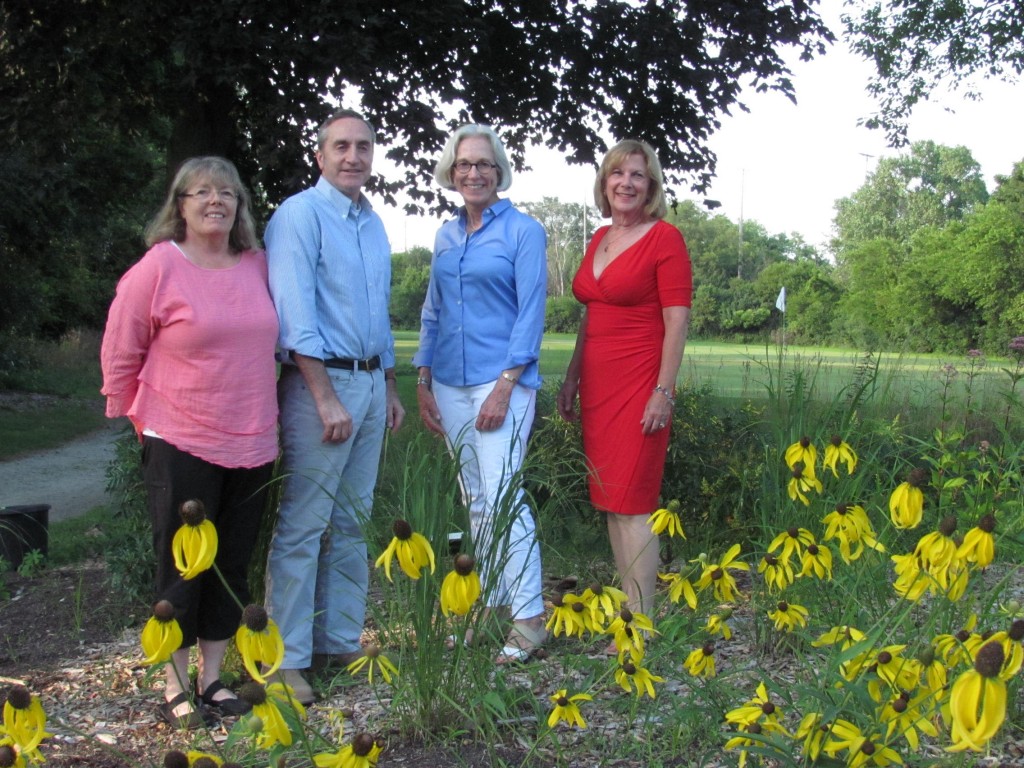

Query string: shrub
544 295 584 333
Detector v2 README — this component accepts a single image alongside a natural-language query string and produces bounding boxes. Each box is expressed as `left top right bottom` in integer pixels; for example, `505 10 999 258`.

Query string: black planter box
0 504 50 570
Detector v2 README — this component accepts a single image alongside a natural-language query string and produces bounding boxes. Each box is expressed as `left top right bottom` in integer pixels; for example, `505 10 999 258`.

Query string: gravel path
0 420 123 523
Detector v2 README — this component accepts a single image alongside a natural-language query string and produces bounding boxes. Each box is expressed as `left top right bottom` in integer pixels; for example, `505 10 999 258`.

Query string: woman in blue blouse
414 124 547 663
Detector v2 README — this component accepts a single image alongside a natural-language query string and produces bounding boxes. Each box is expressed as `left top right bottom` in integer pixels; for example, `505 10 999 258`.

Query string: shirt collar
315 175 372 219
458 198 511 230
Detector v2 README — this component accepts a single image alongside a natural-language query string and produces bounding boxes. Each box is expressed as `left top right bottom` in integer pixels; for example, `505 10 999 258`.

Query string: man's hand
293 353 354 443
385 376 405 433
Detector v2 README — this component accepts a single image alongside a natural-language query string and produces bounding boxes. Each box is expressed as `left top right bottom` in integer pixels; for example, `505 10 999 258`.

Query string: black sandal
198 679 252 717
157 691 214 729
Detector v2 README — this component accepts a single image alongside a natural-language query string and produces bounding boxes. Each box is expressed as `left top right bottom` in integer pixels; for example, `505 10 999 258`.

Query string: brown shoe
310 650 365 674
270 668 315 705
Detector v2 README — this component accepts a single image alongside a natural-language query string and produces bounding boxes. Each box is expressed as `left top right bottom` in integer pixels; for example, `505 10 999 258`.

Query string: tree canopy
844 0 1024 144
1 0 833 207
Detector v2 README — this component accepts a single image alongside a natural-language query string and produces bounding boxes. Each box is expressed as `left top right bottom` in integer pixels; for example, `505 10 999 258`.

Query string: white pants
433 380 544 620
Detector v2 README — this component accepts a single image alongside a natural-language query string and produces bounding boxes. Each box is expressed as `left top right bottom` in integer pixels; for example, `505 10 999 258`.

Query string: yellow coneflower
787 462 822 506
0 685 52 762
784 436 817 476
889 468 927 529
768 526 815 562
948 641 1007 752
238 682 294 749
957 514 996 568
658 570 698 610
821 502 885 563
914 515 962 588
234 604 284 684
878 690 938 751
546 689 592 729
799 543 833 581
757 553 795 593
347 645 399 685
794 712 829 763
606 607 656 662
649 500 686 538
439 554 481 616
683 642 716 678
374 519 435 581
868 645 920 701
823 720 903 767
694 543 749 603
725 681 784 729
822 434 857 476
812 625 871 681
172 499 218 580
546 593 587 638
705 608 734 640
916 644 948 698
614 660 664 699
580 583 628 624
140 599 183 666
768 601 809 632
314 733 382 768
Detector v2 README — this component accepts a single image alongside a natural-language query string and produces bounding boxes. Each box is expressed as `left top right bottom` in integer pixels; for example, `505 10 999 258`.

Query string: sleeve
266 197 326 359
99 255 158 418
411 232 443 369
656 224 693 308
502 215 548 370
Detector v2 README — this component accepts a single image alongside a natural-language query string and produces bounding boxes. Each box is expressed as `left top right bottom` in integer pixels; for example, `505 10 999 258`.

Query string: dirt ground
0 561 537 767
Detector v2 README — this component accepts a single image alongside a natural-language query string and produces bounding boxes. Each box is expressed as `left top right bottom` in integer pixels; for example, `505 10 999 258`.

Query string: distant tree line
391 141 1024 356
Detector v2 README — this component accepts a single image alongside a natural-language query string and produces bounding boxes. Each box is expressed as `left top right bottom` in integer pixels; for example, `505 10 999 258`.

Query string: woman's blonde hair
593 140 668 220
144 156 259 251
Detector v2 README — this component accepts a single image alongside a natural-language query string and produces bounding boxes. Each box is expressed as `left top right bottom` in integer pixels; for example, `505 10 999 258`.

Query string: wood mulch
2 562 1024 767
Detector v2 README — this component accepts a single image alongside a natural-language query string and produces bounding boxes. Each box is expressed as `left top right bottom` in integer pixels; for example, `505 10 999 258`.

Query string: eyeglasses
453 160 498 175
179 188 238 203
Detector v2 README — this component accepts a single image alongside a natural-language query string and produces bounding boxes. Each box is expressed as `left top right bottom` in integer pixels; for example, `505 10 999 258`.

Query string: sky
375 2 1024 255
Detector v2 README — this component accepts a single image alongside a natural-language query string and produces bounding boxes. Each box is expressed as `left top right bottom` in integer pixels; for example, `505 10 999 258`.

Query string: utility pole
737 169 745 279
859 152 875 180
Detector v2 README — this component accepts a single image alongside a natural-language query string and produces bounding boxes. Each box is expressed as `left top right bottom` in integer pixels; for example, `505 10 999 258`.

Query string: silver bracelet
653 385 675 407
416 377 431 388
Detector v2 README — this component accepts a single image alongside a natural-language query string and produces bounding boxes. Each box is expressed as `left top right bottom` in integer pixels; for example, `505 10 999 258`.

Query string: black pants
142 436 274 646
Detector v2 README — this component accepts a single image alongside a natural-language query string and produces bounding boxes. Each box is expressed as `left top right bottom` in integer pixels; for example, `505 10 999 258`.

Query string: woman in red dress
557 140 692 623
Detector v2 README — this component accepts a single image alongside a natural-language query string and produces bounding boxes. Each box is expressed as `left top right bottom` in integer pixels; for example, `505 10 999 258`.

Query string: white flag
775 286 786 313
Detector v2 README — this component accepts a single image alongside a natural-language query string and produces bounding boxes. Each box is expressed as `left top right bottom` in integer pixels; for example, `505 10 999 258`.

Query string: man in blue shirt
265 108 405 704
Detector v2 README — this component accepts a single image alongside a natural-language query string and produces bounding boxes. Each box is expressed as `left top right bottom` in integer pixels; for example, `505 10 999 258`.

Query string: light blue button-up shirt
267 176 395 369
414 199 547 389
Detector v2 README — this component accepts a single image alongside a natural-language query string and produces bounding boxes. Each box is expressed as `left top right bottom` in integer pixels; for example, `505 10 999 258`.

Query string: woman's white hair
433 124 513 192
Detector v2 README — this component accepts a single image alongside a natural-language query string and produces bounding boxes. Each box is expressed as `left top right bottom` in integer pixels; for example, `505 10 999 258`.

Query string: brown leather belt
323 355 382 372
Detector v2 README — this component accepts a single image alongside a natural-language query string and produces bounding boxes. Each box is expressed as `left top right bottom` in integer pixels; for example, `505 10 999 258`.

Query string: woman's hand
476 381 512 432
556 378 579 421
417 384 446 436
640 391 673 435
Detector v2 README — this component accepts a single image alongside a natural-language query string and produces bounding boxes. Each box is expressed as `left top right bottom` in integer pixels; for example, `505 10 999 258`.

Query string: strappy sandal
157 691 214 729
495 621 548 666
198 679 252 717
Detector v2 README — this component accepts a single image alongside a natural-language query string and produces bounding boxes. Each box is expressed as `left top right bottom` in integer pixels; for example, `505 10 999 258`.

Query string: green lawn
395 331 1015 411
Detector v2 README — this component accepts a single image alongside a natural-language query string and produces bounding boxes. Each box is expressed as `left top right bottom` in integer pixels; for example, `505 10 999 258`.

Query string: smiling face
452 135 500 212
603 152 651 220
177 174 238 242
317 116 374 200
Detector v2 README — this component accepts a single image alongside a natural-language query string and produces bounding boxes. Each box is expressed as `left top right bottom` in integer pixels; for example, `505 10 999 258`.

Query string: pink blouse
101 241 279 468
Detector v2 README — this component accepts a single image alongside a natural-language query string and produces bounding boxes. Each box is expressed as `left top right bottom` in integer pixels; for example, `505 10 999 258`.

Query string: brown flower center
242 604 269 632
178 499 207 526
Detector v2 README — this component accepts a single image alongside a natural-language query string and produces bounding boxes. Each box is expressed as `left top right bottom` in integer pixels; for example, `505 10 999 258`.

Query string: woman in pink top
101 157 279 728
